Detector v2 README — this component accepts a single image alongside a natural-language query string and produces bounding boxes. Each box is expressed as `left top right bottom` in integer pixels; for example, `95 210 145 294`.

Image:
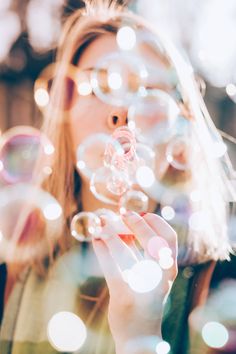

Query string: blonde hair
41 0 235 267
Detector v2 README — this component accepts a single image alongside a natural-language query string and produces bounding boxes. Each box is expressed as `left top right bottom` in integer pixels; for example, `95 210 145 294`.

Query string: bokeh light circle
47 311 87 352
202 321 229 349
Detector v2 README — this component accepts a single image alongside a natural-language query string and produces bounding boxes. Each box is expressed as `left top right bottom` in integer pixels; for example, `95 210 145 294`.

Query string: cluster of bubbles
33 24 235 297
0 125 63 264
60 26 213 258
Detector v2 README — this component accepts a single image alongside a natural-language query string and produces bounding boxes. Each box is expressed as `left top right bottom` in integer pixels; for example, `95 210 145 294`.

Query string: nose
107 108 128 130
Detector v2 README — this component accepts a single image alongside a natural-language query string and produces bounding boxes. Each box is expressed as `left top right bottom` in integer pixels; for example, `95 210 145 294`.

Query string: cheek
69 97 112 149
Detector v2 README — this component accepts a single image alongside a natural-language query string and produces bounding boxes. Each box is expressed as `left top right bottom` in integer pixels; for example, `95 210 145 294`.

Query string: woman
0 1 235 353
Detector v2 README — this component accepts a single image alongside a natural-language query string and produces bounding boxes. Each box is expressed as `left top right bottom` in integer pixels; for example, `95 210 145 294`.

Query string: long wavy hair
41 0 235 269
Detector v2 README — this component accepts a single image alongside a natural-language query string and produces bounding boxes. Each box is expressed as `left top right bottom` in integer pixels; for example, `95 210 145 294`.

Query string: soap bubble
166 136 192 171
119 190 149 214
91 51 148 107
128 89 180 145
0 126 54 184
70 211 102 242
104 126 137 170
166 116 193 171
76 133 112 179
136 29 180 99
0 183 63 264
90 166 130 205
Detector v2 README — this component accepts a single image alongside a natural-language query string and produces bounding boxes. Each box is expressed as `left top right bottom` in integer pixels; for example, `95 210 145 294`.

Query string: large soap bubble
0 183 63 264
0 126 54 185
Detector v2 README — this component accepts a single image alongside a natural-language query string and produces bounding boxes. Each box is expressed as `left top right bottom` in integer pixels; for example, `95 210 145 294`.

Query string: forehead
77 33 169 70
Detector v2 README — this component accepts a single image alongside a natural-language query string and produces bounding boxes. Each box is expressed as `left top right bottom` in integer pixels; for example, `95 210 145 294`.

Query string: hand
92 211 178 353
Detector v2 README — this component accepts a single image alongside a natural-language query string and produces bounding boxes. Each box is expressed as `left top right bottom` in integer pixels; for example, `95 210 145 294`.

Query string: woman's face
69 33 177 185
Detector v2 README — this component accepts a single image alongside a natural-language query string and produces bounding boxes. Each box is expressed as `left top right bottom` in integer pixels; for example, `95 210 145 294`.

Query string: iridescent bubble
70 211 102 242
90 166 130 205
91 51 148 107
47 311 87 352
105 126 137 170
130 143 156 183
0 126 54 184
107 169 130 195
165 117 193 171
0 183 63 264
128 89 180 145
136 29 180 99
76 133 112 179
119 190 149 214
135 143 156 168
166 137 191 171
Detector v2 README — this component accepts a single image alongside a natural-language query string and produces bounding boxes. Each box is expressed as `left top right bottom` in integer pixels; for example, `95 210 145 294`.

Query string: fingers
142 213 178 280
101 219 139 270
122 211 158 250
143 213 177 258
92 238 123 294
122 211 178 281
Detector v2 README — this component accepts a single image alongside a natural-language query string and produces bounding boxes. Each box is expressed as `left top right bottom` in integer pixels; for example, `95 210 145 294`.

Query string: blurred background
0 0 235 168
